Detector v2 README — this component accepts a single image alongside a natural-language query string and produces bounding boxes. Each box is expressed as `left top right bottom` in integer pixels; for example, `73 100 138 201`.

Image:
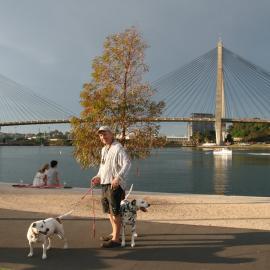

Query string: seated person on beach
46 160 60 186
32 164 49 186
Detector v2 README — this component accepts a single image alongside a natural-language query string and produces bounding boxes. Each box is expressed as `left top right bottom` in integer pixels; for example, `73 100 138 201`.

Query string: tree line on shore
1 122 268 147
228 123 270 142
0 130 72 146
189 123 270 145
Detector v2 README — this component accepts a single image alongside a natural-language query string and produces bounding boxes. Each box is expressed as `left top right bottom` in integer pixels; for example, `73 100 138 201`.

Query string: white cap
97 126 112 133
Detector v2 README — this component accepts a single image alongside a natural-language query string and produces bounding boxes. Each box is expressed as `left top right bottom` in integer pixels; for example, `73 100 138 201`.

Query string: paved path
1 209 270 270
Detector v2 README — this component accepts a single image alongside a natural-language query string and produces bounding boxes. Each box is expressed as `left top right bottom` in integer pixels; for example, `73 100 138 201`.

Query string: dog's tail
125 184 133 200
57 210 74 219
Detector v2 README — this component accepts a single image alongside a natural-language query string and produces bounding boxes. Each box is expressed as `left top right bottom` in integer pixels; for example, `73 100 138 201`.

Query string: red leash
90 182 96 239
74 185 96 239
71 186 93 209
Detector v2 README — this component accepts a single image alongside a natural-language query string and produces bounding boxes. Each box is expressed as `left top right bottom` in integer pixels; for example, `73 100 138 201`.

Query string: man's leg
108 214 114 236
110 186 123 242
101 186 123 247
111 214 121 242
101 186 114 238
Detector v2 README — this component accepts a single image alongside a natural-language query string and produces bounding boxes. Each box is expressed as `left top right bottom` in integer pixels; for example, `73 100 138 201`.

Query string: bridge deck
0 117 269 127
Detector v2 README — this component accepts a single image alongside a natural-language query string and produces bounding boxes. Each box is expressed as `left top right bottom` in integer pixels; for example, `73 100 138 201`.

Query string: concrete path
1 209 270 270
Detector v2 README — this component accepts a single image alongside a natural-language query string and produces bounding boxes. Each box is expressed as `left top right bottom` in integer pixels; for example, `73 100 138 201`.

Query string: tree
190 131 204 145
228 123 270 142
71 27 165 168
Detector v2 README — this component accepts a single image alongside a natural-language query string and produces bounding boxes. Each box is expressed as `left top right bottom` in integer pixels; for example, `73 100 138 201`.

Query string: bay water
0 146 269 196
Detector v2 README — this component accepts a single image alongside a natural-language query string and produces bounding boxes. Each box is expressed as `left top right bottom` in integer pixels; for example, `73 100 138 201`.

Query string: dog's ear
32 223 36 228
131 199 136 206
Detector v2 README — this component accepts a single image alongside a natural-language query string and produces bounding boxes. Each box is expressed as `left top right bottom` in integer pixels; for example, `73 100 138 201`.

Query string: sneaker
100 235 113 241
101 240 121 248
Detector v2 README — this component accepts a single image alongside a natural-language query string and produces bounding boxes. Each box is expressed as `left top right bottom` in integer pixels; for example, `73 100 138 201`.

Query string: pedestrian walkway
1 209 270 270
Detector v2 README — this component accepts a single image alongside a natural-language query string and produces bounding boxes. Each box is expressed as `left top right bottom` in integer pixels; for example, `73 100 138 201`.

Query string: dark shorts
101 184 125 216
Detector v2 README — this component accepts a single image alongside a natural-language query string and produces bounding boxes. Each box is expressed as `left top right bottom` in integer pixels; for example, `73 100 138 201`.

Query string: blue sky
0 0 270 135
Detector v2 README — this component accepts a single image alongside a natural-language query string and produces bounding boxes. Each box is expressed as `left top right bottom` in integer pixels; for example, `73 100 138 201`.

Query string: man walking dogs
91 126 131 248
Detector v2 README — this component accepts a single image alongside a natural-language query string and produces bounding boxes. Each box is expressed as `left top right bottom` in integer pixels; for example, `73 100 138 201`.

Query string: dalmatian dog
27 215 68 259
120 198 150 247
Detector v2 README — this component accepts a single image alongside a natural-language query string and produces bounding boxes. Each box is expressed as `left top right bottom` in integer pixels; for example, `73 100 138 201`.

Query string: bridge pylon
215 40 226 145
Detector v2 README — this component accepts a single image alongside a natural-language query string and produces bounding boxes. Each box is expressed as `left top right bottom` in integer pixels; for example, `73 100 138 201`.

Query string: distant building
187 113 215 138
166 136 189 143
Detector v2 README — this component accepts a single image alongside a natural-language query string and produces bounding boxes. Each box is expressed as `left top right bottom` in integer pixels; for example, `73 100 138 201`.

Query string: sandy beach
1 182 270 231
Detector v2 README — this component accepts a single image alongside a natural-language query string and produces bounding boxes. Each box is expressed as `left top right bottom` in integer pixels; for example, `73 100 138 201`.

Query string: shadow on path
1 209 270 270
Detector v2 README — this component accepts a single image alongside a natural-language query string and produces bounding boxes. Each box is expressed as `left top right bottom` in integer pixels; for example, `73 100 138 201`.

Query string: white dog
27 216 68 259
120 198 150 247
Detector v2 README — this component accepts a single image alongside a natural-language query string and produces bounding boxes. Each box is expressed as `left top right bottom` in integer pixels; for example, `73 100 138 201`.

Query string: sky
0 0 270 135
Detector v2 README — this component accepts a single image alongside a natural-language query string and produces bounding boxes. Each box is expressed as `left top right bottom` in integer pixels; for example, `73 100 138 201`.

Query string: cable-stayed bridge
152 41 270 144
0 74 74 127
0 41 270 145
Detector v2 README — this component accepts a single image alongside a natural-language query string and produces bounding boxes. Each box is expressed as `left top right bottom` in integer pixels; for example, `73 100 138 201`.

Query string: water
0 146 269 196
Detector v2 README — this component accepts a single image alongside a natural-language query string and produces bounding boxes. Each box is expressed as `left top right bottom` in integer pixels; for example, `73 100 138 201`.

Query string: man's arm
112 147 131 188
91 148 103 186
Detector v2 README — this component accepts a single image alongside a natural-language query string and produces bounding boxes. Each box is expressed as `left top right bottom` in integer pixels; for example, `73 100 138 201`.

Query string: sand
1 182 270 231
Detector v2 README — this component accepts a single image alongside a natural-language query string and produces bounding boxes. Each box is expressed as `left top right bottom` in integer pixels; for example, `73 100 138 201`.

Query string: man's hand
91 177 101 187
111 178 120 189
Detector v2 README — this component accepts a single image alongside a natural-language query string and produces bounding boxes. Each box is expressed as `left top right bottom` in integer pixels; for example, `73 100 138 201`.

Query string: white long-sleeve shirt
96 141 131 190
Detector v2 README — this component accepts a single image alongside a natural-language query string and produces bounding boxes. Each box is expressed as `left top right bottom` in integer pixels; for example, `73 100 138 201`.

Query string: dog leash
58 185 96 239
90 181 96 239
59 186 93 217
124 184 133 200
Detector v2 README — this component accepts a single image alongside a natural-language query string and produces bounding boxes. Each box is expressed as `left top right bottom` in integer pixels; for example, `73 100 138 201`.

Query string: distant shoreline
1 143 270 150
197 144 270 149
0 143 72 147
